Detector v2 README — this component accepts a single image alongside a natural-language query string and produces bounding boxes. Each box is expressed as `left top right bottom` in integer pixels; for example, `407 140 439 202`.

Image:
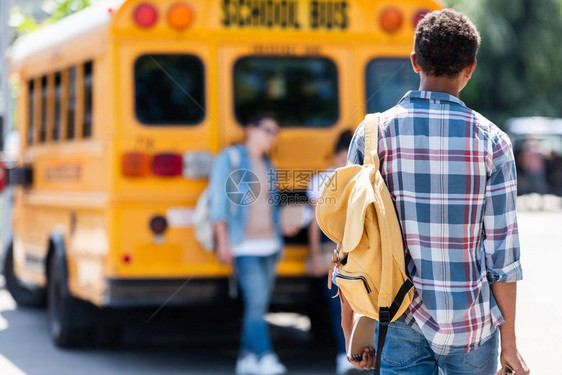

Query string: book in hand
495 365 515 375
347 314 376 362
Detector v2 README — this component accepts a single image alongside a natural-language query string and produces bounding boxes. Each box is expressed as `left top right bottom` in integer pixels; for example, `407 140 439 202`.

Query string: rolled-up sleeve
483 133 523 284
209 151 230 224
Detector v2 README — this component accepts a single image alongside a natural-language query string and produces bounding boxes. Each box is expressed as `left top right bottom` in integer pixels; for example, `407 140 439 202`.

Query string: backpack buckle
379 308 391 326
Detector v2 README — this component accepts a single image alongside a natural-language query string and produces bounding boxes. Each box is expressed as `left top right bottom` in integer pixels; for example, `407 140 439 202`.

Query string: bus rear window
234 57 338 127
135 54 205 125
366 58 419 113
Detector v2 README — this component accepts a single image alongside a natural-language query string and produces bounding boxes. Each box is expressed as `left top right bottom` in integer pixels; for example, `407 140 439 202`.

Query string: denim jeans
376 316 499 375
235 254 277 356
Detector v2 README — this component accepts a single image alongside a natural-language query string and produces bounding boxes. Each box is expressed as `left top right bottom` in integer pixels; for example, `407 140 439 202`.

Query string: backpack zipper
335 274 372 293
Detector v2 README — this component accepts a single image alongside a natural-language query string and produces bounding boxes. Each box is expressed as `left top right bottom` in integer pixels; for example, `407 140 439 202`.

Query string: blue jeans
376 317 499 375
235 255 277 356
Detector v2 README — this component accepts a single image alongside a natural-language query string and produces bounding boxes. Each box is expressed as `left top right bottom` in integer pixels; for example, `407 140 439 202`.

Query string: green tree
10 0 91 36
445 0 562 126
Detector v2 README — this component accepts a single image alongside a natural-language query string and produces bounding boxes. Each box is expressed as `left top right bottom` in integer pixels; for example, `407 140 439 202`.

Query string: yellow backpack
316 113 414 373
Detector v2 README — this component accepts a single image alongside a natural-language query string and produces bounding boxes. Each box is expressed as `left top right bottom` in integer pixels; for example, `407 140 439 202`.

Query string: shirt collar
399 90 466 107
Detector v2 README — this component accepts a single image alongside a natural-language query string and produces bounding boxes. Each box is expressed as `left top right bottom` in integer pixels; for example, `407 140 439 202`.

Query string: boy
210 114 295 375
344 9 529 375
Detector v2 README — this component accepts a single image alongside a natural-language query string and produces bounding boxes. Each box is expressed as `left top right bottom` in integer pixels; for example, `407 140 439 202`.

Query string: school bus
3 0 442 347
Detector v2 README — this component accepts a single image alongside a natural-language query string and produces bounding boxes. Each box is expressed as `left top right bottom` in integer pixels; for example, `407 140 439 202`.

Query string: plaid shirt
347 91 523 355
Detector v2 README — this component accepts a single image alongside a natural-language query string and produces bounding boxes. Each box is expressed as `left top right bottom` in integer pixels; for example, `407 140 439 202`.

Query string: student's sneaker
235 353 260 375
259 353 287 375
336 353 360 375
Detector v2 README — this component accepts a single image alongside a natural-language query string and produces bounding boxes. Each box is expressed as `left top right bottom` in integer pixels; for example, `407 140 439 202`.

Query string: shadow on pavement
0 285 338 375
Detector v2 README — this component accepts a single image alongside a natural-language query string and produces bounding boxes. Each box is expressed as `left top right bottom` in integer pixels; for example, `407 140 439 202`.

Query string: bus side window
54 72 62 141
27 80 34 145
83 61 93 138
40 75 48 143
67 66 76 140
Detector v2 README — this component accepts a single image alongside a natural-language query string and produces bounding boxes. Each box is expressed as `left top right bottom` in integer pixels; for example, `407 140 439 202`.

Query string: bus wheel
2 243 46 308
47 254 96 348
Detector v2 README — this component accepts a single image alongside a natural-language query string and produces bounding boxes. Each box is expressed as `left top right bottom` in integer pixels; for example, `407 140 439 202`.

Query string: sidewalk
515 208 562 374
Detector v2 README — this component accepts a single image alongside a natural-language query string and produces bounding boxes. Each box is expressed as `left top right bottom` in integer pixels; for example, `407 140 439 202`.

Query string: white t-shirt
303 168 335 226
231 238 281 257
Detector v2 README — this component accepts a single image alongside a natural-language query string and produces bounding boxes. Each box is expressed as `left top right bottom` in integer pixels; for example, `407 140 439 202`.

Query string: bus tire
47 252 96 348
2 242 46 308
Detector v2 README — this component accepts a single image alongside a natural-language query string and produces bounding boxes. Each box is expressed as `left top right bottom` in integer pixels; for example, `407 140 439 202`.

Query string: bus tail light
413 10 430 28
183 151 214 179
134 3 158 28
122 152 152 177
0 161 5 192
380 7 403 34
152 153 183 177
168 3 195 30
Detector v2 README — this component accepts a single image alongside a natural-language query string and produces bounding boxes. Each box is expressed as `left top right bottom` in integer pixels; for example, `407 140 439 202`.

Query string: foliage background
445 0 562 126
9 0 91 35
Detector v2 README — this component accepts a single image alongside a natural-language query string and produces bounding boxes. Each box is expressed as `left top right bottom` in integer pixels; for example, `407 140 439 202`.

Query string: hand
282 225 300 237
500 346 530 375
349 347 376 370
216 242 233 265
310 253 326 277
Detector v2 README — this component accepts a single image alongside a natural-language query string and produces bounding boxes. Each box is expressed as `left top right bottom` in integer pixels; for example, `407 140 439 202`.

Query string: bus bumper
102 276 319 309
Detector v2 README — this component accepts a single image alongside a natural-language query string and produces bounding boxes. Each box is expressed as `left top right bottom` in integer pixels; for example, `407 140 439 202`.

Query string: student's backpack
315 113 414 374
193 147 241 252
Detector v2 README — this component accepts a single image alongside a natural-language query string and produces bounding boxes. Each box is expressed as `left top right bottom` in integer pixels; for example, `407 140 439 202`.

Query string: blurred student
306 130 357 375
519 138 546 195
209 114 295 375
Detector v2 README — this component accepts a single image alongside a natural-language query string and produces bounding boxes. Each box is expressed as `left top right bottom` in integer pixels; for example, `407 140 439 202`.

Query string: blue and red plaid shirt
347 91 523 355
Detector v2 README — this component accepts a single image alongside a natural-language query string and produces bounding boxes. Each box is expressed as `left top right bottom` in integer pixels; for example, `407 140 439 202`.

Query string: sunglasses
258 125 279 137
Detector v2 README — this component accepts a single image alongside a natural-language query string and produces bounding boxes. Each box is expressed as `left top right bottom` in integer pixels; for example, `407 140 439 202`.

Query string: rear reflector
122 152 151 177
152 153 183 177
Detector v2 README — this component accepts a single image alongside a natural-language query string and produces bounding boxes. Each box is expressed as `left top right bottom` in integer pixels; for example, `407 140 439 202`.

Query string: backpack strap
374 279 414 375
363 113 381 170
363 113 416 375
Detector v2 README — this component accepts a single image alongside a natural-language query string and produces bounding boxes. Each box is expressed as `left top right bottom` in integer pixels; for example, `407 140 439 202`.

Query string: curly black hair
414 9 481 77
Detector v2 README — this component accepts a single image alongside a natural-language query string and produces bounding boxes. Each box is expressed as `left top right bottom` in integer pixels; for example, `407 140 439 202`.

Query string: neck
419 75 463 98
246 141 263 159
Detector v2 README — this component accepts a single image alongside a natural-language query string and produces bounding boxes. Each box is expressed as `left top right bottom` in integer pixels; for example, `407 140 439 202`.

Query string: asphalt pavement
0 195 561 374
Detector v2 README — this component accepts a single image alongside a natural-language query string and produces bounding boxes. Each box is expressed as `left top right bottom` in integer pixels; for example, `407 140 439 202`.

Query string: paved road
1 203 561 374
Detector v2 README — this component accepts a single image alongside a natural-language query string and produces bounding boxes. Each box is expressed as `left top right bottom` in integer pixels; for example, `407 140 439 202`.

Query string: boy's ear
410 52 422 73
465 60 477 79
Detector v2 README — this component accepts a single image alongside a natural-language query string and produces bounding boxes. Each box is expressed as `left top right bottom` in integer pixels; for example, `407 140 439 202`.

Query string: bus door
218 44 353 275
218 44 353 181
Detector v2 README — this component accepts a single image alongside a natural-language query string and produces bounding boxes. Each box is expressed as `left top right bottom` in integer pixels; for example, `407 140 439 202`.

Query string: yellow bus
3 0 442 347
